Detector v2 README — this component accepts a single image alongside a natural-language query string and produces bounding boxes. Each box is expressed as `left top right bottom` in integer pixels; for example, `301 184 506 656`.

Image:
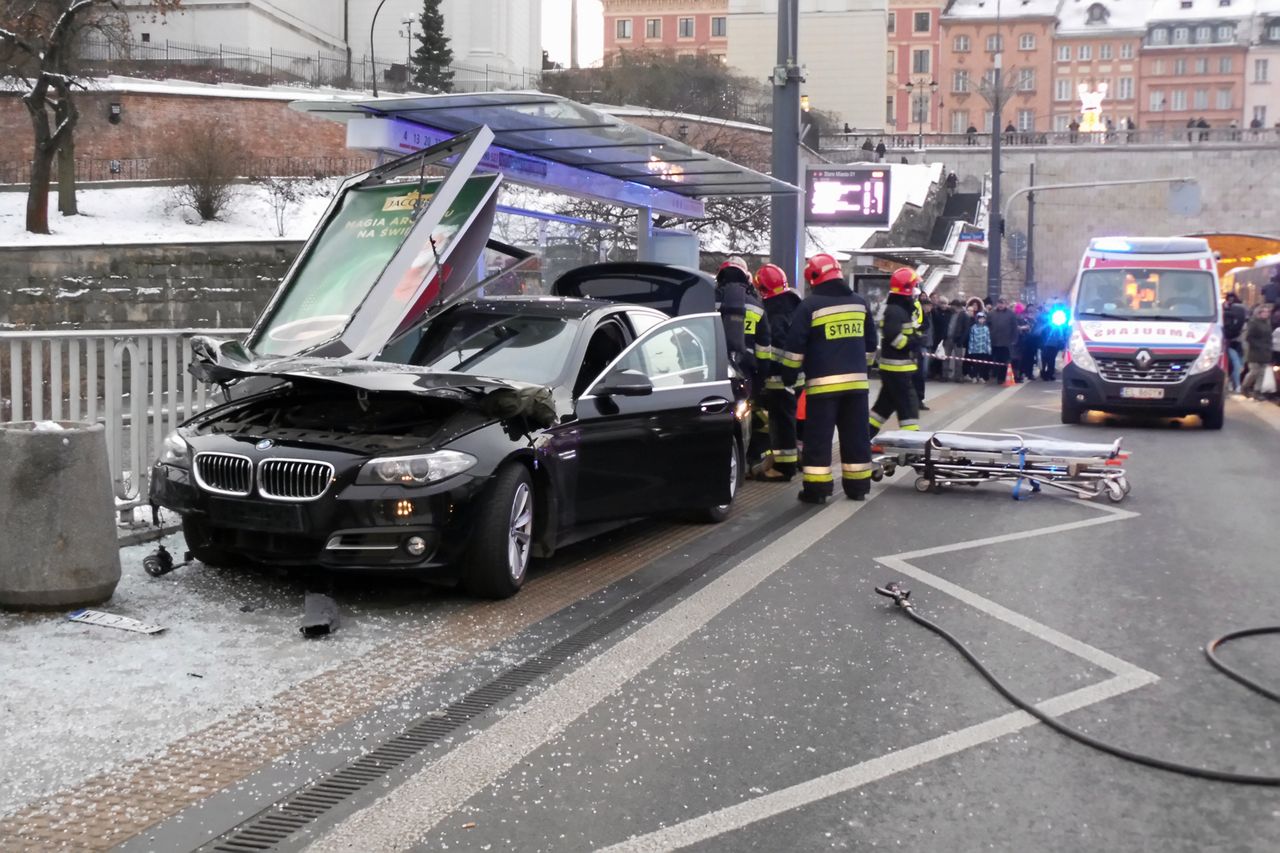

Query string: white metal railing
1 328 249 521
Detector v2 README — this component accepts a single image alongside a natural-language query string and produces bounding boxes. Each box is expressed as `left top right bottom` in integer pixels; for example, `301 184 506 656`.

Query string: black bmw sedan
150 266 747 598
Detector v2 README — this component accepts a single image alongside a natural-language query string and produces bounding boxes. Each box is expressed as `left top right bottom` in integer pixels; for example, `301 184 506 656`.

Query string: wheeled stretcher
871 430 1131 502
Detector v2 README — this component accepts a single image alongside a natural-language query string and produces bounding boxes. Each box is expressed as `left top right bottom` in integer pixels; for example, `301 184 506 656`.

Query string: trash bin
0 421 121 610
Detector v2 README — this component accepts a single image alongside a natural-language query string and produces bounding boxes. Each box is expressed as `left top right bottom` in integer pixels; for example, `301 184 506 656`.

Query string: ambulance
1062 237 1226 429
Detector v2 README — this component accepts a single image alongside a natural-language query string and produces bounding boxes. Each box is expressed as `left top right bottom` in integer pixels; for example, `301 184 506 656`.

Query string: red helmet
717 256 751 283
889 267 921 296
803 253 842 287
753 264 789 298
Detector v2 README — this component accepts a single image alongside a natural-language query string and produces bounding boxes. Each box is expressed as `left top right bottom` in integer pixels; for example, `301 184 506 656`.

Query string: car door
571 313 735 523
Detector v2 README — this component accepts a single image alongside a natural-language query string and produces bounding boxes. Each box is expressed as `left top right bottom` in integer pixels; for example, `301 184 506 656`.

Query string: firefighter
870 267 923 438
750 263 801 481
778 253 878 503
716 256 772 466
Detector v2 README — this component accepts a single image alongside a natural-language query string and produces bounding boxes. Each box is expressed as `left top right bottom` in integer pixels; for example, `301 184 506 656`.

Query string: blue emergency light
1050 308 1069 327
1092 237 1133 252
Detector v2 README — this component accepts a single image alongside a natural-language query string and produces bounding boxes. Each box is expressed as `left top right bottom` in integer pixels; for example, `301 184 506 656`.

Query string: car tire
1201 397 1225 430
464 463 535 599
694 439 742 524
1060 395 1082 425
181 517 237 568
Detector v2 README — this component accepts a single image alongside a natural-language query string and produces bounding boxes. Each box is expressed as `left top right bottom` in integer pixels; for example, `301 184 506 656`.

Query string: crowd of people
1222 274 1280 400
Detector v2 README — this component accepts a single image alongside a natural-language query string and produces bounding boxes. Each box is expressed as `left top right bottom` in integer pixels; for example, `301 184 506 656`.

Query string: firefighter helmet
803 253 842 287
889 267 921 296
753 264 789 299
717 255 751 283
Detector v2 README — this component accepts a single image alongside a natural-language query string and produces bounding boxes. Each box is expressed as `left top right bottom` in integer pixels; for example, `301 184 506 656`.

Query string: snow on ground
0 180 339 247
0 532 454 817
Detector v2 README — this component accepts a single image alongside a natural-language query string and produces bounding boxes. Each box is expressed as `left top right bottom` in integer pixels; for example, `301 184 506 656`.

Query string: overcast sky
542 0 605 68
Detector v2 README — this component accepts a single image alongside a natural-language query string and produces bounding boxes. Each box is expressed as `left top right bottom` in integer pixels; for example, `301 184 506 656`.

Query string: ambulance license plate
1120 386 1164 399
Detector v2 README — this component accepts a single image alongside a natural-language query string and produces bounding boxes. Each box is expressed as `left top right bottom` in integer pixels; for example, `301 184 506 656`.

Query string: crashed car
150 131 746 598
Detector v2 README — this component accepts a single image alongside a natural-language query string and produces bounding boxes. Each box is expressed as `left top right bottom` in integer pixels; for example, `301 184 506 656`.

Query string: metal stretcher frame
871 430 1132 502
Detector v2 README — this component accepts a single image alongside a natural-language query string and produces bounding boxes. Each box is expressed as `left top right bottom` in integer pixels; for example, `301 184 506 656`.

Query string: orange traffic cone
1003 363 1016 387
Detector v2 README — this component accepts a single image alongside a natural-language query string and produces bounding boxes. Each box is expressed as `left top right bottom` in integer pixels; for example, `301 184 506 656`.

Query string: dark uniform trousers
869 363 921 438
801 389 873 499
763 385 799 478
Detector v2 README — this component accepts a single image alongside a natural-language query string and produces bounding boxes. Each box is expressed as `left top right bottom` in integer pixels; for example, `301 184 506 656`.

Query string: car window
625 309 667 336
573 319 630 398
399 309 580 385
595 314 720 391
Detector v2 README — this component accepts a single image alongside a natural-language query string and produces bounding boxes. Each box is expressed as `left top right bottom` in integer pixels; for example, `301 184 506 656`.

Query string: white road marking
598 672 1154 853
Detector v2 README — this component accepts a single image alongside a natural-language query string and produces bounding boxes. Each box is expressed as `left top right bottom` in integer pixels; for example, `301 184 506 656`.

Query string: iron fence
1 328 247 521
0 155 375 186
824 126 1280 154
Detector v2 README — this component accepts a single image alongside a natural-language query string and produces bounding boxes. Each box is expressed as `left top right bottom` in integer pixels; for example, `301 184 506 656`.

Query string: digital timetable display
805 167 891 226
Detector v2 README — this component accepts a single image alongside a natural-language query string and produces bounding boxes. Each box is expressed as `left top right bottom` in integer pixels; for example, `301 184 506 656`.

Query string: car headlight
1188 329 1224 376
1067 328 1097 373
356 450 477 486
160 430 189 465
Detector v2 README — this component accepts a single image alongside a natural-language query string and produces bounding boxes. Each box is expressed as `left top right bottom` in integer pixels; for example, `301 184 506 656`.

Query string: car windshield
1076 268 1217 322
387 308 579 385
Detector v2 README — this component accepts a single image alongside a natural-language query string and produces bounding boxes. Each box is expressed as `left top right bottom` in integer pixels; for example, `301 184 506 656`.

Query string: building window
1154 59 1165 75
1254 105 1267 125
1019 33 1035 50
616 18 632 39
953 69 970 93
1149 90 1164 111
887 95 895 124
888 50 895 74
678 17 694 38
913 48 931 74
954 35 970 52
1120 42 1134 58
711 16 727 37
1018 109 1035 131
986 33 1002 52
887 12 895 34
984 110 995 131
1217 24 1233 41
1217 87 1232 109
1100 43 1113 60
1055 77 1072 101
1150 28 1168 45
1195 57 1208 74
1079 44 1092 60
1171 89 1186 110
1057 45 1070 61
951 110 971 133
1018 68 1035 91
1220 56 1232 74
1193 88 1208 109
914 12 931 33
1196 25 1211 42
645 18 661 39
912 95 929 123
982 68 998 88
1117 76 1134 99
1270 23 1280 40
1173 27 1189 44
1257 58 1270 82
141 32 151 43
1174 58 1187 76
1086 3 1108 23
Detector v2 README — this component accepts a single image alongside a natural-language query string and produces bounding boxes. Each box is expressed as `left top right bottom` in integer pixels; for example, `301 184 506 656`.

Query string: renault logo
255 439 275 450
1135 350 1153 370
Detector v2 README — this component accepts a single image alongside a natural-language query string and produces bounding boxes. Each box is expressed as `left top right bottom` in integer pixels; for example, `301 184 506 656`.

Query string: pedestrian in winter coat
1241 305 1274 396
875 141 887 162
986 297 1019 382
968 313 993 381
1223 293 1248 391
944 300 972 381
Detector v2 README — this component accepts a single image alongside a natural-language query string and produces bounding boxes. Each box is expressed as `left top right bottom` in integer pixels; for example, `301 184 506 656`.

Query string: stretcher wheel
871 467 884 482
1105 480 1126 503
914 476 933 493
883 463 897 477
1116 476 1131 496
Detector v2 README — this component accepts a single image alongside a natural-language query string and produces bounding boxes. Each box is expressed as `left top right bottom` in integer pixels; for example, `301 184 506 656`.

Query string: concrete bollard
0 421 121 610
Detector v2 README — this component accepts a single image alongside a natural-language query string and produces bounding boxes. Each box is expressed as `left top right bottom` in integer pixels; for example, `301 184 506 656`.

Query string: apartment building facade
1137 0 1252 131
887 0 949 132
602 0 730 61
1244 2 1280 127
1050 0 1145 131
939 0 1061 136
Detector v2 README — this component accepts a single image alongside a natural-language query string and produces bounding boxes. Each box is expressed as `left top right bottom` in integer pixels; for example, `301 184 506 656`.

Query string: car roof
1086 236 1212 256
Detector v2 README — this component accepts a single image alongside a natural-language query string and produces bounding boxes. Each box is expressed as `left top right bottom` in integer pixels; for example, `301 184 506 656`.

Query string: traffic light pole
986 53 1003 303
770 0 803 291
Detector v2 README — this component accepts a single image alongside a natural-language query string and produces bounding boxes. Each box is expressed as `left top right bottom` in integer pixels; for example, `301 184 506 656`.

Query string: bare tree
166 116 246 221
0 1 179 233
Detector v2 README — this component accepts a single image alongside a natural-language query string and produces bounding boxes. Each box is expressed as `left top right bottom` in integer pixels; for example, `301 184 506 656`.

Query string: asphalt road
112 381 1280 853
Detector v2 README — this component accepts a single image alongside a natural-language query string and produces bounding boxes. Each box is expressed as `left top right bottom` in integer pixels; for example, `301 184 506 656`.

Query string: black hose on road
874 582 1280 786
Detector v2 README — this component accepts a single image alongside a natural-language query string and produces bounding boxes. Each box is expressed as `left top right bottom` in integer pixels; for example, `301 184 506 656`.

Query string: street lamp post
370 0 393 97
903 77 939 149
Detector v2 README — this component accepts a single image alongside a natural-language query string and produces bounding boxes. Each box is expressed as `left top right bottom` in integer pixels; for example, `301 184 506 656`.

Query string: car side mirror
595 368 654 397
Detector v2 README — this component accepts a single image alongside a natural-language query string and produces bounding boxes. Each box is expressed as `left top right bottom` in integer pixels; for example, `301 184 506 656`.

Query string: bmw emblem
1135 350 1153 370
255 438 275 450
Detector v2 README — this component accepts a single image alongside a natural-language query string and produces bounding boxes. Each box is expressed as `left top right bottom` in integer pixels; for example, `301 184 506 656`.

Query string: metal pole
770 0 803 290
371 0 392 97
1025 162 1035 301
987 51 1003 303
